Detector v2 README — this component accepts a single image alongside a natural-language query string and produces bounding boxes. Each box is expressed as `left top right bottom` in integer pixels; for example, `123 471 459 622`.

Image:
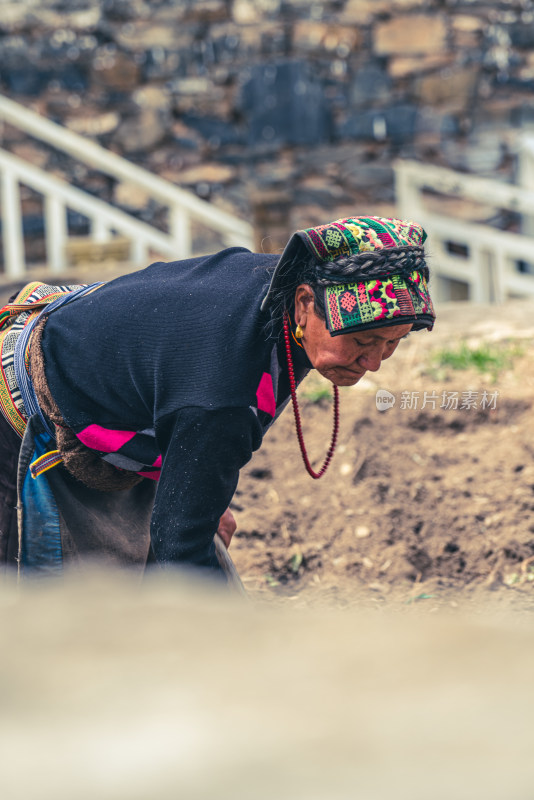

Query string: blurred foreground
1 567 533 800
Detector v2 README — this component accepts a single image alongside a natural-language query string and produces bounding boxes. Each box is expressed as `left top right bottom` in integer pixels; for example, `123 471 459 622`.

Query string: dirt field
232 299 534 610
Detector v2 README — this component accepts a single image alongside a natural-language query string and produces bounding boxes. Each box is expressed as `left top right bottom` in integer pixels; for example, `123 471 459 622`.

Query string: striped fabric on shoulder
0 282 85 438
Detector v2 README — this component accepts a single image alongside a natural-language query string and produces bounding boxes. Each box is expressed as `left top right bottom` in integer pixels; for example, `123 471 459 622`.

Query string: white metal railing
395 149 534 304
0 94 254 276
519 133 534 239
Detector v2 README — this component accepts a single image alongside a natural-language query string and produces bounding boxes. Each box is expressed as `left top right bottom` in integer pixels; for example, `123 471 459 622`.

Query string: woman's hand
217 507 237 549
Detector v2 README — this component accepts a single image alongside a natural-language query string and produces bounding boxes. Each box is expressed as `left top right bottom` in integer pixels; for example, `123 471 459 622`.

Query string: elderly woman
0 216 434 577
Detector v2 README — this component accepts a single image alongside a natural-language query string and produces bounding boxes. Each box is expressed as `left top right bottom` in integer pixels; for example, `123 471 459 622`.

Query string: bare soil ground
231 300 534 611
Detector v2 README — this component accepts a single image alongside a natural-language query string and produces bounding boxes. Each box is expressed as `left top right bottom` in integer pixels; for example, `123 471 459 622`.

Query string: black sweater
40 248 311 568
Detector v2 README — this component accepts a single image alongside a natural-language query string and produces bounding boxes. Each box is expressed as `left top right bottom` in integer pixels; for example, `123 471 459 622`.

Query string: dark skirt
0 414 244 590
1 413 156 577
0 411 22 571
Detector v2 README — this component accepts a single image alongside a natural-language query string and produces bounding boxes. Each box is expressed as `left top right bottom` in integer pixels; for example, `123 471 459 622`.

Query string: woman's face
294 284 412 387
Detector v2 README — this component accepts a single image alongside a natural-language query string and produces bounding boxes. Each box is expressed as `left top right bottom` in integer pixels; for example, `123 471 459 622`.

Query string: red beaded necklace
283 311 340 479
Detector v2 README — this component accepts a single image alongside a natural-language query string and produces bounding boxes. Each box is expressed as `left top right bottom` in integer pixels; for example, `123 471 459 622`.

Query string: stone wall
1 0 533 253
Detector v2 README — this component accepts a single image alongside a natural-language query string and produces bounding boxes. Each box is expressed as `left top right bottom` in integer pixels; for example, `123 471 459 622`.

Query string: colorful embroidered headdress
262 215 436 336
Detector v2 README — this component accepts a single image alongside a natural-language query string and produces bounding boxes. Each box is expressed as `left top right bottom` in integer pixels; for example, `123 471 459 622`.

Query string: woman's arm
152 406 263 569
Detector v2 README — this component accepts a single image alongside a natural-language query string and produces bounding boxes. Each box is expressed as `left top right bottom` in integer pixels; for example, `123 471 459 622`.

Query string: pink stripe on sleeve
137 471 160 481
256 372 276 418
77 424 136 452
137 455 162 480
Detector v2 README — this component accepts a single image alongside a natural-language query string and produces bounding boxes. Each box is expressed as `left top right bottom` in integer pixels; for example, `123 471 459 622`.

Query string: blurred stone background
0 0 532 256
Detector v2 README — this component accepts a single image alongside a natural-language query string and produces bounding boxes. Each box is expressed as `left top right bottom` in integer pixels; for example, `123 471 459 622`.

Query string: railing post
1 165 25 276
491 251 506 304
92 217 111 243
45 194 67 274
394 162 425 223
469 245 491 303
519 135 534 232
169 205 192 259
518 135 534 273
130 238 149 266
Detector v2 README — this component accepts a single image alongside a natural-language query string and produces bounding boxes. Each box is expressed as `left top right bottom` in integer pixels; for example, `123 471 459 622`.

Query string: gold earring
295 324 304 339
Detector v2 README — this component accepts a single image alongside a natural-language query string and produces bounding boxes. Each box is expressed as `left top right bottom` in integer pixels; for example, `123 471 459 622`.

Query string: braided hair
267 245 428 332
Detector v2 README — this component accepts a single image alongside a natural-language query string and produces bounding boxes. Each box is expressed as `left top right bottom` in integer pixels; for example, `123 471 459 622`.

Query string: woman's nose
357 346 385 372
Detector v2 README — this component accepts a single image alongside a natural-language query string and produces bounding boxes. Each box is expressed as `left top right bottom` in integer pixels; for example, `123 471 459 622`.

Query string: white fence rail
395 148 534 304
0 94 254 276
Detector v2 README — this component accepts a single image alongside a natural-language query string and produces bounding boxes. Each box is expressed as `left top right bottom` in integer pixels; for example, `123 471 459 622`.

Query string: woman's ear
294 284 315 326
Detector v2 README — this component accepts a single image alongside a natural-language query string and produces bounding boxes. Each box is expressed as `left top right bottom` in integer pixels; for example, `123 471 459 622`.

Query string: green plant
290 551 303 573
406 592 437 604
301 385 332 404
427 340 524 382
301 373 333 405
